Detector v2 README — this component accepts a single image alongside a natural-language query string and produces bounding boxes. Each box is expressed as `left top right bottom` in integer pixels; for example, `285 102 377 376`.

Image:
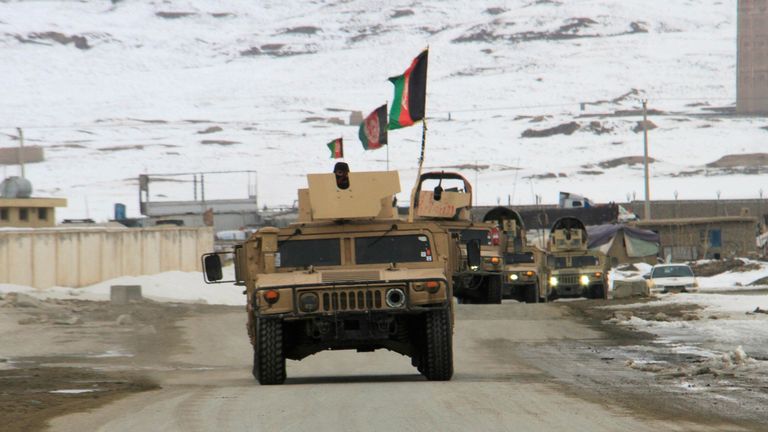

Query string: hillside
0 0 762 220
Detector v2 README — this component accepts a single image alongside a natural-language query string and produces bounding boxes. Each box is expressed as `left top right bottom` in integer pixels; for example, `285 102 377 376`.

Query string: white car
645 264 699 293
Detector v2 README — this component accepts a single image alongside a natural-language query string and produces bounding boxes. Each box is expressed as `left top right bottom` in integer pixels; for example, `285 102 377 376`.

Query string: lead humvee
543 217 609 300
412 172 503 304
203 169 457 384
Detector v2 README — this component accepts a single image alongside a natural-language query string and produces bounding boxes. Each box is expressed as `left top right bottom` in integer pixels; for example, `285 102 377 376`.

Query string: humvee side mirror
203 253 223 282
466 239 481 268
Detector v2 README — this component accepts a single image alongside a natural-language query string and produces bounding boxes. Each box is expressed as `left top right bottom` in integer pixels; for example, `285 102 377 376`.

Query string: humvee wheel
421 309 453 381
254 318 286 385
486 276 502 304
524 284 538 304
590 284 606 300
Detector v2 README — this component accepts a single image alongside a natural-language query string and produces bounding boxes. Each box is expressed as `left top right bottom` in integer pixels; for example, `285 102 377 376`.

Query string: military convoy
203 168 458 384
412 172 504 304
201 165 614 384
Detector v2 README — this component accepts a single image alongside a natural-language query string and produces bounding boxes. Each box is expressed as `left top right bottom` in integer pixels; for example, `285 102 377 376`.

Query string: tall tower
737 0 768 114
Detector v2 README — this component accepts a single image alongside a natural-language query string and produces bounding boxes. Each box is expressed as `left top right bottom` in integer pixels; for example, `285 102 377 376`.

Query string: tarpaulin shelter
587 224 660 265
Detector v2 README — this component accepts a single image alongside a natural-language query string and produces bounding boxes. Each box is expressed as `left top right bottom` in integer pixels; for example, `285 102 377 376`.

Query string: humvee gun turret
544 217 608 300
483 206 546 303
413 172 503 304
203 169 454 384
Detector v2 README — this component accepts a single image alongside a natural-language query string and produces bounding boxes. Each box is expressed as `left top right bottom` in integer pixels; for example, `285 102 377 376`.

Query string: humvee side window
458 229 491 246
505 252 534 264
277 238 341 268
572 256 599 267
554 257 568 268
355 235 433 264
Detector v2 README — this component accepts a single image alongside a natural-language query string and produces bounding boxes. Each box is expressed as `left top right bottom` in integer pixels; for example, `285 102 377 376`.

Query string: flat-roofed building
0 197 67 228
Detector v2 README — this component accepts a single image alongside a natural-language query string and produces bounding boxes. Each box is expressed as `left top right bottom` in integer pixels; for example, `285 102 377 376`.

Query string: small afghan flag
388 49 428 130
327 138 343 159
359 104 388 150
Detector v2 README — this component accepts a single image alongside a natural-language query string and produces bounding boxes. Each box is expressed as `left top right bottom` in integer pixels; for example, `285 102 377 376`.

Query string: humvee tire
421 309 453 381
486 276 502 304
524 284 538 304
254 318 286 385
590 284 605 300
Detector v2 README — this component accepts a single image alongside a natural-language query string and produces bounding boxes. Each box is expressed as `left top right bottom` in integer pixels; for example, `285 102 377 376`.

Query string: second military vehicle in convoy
543 216 609 300
412 171 503 304
202 166 458 384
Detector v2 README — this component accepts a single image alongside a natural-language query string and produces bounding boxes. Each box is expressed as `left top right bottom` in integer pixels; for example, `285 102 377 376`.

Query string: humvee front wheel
253 318 286 385
486 276 502 304
590 284 606 300
421 309 453 381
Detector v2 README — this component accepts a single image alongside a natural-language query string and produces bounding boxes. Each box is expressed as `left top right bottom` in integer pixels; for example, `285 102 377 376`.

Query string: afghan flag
388 49 428 130
359 104 388 150
327 138 343 159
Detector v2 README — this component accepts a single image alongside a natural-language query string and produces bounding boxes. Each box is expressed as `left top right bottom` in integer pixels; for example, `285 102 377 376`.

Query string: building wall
629 199 768 226
738 0 768 114
0 206 56 228
637 220 757 260
0 226 213 288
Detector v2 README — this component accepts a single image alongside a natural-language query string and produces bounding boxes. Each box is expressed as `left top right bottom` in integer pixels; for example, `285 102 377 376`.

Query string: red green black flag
359 104 388 150
327 138 343 159
388 49 428 130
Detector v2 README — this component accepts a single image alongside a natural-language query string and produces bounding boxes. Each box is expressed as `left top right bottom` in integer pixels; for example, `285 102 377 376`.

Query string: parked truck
202 168 458 384
544 216 609 300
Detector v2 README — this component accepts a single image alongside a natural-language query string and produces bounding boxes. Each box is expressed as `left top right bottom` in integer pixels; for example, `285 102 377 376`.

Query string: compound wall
0 226 213 288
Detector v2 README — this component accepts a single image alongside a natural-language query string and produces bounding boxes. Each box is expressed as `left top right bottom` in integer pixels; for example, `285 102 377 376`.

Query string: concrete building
0 197 67 228
628 199 768 229
737 0 768 114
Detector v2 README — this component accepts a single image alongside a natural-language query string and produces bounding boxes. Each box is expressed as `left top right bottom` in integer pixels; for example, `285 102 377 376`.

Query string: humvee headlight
509 273 519 281
579 275 590 286
298 293 319 312
470 265 479 271
549 276 558 287
385 288 406 308
490 257 500 265
263 289 280 304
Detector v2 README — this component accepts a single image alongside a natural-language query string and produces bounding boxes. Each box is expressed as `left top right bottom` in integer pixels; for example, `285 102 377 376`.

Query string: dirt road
37 302 762 432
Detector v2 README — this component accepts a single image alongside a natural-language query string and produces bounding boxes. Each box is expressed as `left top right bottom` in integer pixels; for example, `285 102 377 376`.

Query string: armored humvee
543 217 608 300
202 169 456 384
483 206 547 303
412 172 503 304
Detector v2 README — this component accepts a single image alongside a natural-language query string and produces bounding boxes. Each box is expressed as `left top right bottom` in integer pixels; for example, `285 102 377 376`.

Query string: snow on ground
0 266 245 306
0 0 761 222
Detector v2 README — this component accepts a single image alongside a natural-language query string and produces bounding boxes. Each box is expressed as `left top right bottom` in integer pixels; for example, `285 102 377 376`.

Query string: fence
0 226 213 288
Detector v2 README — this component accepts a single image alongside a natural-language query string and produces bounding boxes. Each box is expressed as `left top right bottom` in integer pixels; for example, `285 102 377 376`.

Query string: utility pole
642 100 651 220
16 127 25 178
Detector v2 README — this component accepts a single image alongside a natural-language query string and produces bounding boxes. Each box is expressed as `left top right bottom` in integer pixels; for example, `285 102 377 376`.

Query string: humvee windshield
505 252 534 264
572 256 599 267
355 235 433 264
278 238 341 268
458 229 491 246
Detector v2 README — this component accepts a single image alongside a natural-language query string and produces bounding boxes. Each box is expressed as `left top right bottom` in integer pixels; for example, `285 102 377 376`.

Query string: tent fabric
587 224 659 248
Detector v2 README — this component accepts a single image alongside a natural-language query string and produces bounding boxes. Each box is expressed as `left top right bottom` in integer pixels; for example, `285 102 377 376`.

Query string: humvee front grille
321 288 384 312
558 274 579 286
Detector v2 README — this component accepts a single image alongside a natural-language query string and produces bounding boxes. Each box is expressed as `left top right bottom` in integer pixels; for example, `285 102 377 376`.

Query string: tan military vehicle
412 172 503 304
483 206 547 303
203 168 456 384
544 216 609 300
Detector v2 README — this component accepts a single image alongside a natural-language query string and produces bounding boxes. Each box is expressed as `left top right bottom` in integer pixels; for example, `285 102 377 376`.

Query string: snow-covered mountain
1 0 761 220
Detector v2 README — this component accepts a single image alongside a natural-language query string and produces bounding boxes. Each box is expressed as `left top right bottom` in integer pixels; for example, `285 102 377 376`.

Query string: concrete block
612 280 649 299
111 285 142 305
